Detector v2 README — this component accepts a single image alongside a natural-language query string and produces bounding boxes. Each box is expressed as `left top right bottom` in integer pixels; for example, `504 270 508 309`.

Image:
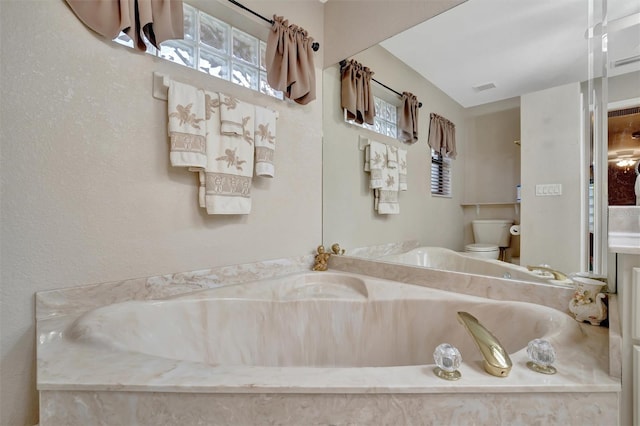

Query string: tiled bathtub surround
37 260 620 425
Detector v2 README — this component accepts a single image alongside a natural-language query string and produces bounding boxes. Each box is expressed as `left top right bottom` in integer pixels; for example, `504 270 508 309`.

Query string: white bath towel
254 106 277 177
167 81 207 168
398 148 408 191
367 140 386 189
203 91 255 214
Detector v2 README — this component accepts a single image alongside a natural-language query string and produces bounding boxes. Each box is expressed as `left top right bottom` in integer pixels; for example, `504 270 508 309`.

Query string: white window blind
431 150 452 197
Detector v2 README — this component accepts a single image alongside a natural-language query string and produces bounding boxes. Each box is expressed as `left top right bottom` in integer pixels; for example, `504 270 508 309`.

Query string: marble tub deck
37 256 621 425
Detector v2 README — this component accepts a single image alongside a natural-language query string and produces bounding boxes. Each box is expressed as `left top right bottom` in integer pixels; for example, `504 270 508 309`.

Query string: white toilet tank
471 219 513 247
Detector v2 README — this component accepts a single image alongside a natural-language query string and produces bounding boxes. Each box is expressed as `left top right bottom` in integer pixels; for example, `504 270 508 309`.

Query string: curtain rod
339 60 423 108
227 0 320 52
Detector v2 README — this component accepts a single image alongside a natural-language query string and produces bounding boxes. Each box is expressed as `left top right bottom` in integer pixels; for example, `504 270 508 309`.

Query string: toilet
464 219 514 260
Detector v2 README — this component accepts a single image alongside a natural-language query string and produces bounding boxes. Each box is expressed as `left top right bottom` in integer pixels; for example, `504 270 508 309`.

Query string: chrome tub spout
457 311 512 377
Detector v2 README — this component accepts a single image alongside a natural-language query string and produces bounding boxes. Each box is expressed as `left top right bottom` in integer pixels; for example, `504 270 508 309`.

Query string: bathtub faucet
525 265 568 281
456 311 512 377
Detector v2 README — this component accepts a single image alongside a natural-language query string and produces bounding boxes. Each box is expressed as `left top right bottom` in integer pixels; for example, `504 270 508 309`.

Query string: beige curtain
399 92 419 144
428 113 457 158
340 59 375 125
64 0 184 51
265 16 316 105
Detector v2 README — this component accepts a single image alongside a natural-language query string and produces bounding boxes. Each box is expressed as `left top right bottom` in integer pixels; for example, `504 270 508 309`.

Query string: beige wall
322 45 467 251
462 105 521 250
0 1 322 424
520 82 583 274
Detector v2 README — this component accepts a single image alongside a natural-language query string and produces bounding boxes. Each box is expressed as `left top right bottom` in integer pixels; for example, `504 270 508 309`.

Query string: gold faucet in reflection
525 265 568 281
457 312 512 377
312 245 331 271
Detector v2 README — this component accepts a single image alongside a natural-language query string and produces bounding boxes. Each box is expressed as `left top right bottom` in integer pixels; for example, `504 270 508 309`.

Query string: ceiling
379 0 640 109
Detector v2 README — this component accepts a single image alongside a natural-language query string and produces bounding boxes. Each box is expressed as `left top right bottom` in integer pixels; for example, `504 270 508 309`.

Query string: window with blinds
430 150 452 197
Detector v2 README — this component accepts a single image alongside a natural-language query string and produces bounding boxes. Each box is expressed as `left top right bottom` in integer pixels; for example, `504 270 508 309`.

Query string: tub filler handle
457 311 512 377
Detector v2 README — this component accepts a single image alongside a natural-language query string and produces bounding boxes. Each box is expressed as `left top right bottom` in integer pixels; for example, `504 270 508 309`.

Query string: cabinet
615 256 640 426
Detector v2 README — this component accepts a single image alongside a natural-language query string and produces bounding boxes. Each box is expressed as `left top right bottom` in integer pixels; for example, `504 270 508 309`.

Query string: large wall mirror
322 0 640 286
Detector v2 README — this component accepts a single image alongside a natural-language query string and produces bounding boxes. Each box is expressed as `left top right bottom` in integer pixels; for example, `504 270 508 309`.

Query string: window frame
113 3 283 100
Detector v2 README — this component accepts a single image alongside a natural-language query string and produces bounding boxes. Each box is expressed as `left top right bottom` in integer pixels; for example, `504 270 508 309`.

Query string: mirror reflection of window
430 150 451 197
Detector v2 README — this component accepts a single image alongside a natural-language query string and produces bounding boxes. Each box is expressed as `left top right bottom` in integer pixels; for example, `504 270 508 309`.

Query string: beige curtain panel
64 0 184 51
399 92 419 144
265 16 316 105
428 113 457 158
340 60 375 125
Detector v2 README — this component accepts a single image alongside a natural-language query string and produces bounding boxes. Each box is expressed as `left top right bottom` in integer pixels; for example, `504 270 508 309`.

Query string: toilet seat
464 243 500 260
465 243 499 252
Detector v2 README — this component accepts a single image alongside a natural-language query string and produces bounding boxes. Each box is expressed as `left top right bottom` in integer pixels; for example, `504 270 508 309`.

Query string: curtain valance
265 15 316 105
340 59 375 125
428 113 457 158
65 0 184 51
399 92 419 144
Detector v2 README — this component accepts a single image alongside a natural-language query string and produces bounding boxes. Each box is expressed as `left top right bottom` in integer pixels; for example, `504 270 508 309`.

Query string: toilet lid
465 243 499 252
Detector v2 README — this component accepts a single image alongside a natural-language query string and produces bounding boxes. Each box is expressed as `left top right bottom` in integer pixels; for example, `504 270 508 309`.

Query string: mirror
322 0 640 284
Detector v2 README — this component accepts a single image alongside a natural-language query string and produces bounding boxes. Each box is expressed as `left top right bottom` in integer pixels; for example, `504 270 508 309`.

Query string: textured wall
0 1 322 424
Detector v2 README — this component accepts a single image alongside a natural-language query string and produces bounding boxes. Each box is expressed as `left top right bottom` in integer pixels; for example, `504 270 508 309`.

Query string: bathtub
378 246 570 284
38 271 619 425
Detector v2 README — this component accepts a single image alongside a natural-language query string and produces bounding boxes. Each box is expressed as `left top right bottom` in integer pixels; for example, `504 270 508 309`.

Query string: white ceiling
380 0 640 108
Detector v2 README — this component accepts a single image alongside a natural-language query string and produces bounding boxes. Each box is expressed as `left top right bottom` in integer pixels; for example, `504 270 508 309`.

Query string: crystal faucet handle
526 338 557 374
433 343 462 380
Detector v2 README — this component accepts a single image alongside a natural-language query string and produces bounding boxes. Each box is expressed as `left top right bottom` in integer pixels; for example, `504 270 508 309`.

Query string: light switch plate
535 184 562 196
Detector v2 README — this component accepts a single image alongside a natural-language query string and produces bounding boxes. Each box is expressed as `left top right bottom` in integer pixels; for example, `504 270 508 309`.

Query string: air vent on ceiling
472 82 496 92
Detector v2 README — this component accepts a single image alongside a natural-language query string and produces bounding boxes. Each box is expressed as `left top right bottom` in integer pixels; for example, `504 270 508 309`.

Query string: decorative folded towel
219 92 254 141
398 148 408 191
203 91 255 214
367 140 386 189
167 81 207 168
377 144 400 214
387 144 398 169
254 106 277 177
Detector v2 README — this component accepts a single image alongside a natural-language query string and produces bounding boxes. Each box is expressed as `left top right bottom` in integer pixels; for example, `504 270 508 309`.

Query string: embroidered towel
254 106 277 177
374 145 400 214
398 148 408 191
387 144 398 169
219 92 253 139
367 140 386 189
377 145 400 214
168 81 207 168
203 91 255 214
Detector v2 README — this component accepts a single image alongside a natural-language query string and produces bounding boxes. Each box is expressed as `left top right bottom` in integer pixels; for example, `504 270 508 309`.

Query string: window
430 150 452 197
345 96 398 139
114 4 283 100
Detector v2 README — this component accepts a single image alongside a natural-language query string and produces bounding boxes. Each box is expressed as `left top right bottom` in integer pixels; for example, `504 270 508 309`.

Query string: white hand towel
398 148 408 191
203 91 255 215
364 145 371 172
219 92 254 140
387 144 398 169
368 140 386 189
377 144 400 214
167 81 207 168
254 106 277 177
